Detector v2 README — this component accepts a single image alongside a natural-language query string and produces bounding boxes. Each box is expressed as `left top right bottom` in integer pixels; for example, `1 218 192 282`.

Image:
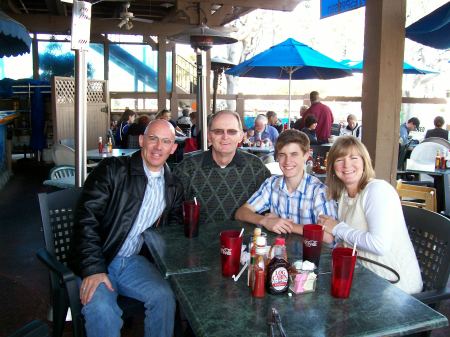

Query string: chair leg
51 290 69 337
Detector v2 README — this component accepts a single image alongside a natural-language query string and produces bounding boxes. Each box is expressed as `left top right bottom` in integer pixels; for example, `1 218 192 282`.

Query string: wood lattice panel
52 76 110 150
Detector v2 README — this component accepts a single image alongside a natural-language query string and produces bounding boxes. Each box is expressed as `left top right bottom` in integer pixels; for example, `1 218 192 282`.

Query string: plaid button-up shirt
247 173 336 224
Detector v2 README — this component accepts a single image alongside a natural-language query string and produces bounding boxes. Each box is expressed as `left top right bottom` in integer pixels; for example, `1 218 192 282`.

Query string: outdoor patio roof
1 0 303 36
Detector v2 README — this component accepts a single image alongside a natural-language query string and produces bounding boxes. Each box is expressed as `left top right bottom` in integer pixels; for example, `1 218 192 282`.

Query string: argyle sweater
174 150 271 224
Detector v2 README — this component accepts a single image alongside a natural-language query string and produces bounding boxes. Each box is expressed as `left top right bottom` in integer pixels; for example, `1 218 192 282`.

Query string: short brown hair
275 129 310 158
434 116 445 128
310 91 319 102
326 136 375 200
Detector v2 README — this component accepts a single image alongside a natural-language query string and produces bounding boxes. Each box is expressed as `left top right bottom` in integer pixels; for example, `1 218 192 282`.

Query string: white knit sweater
333 179 423 294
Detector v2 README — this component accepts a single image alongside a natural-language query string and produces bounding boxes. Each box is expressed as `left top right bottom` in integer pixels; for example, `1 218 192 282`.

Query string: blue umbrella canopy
226 38 352 80
0 10 31 58
405 2 450 50
225 38 352 125
341 59 437 75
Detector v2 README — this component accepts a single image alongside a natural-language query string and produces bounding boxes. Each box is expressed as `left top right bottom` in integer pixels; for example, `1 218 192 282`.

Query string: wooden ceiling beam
196 0 302 12
9 13 215 36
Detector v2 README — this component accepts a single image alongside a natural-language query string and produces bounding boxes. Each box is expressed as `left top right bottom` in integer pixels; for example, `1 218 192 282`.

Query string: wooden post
361 0 406 185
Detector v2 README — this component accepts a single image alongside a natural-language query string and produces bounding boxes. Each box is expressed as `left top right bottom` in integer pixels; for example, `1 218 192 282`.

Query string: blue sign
321 0 366 19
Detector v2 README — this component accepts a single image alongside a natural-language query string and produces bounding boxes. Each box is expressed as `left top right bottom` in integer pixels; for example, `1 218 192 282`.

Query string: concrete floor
0 158 448 337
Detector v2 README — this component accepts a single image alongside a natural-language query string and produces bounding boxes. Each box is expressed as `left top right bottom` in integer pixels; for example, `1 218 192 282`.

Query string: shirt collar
201 149 246 168
279 171 309 195
143 162 163 180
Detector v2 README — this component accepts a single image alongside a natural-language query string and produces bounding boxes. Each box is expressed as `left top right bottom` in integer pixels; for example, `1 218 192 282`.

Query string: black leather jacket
70 151 183 278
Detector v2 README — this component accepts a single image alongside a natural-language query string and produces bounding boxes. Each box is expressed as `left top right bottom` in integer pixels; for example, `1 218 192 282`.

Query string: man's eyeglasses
210 129 240 136
146 135 174 146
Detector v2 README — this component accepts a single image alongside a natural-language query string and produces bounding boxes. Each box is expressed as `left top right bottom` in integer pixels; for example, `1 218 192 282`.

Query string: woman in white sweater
319 136 422 294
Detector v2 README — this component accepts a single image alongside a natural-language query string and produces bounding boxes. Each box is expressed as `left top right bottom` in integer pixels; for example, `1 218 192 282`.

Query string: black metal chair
37 188 143 337
402 205 450 307
7 320 50 337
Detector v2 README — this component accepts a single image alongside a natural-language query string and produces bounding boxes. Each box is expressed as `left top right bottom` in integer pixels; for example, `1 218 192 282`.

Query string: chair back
50 166 76 180
402 205 450 292
177 123 191 137
396 180 437 212
52 144 75 166
330 123 341 136
60 138 75 149
107 129 116 147
38 188 82 266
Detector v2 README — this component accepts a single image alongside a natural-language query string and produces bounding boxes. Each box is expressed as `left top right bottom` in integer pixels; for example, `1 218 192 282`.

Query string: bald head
145 119 176 138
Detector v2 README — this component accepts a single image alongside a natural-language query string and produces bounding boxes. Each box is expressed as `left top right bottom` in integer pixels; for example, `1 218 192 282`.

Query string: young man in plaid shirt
236 129 336 241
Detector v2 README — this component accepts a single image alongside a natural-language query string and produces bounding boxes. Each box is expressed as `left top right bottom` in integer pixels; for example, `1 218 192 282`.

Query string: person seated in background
235 129 336 240
125 115 151 148
340 114 362 139
266 110 283 133
174 110 271 224
318 136 422 294
115 108 137 148
176 108 192 137
399 117 420 145
251 114 279 146
301 115 319 145
425 116 449 141
156 109 185 136
177 108 192 126
292 105 309 130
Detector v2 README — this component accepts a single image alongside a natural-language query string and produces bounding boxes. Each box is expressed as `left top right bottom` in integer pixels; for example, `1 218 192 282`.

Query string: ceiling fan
115 2 154 30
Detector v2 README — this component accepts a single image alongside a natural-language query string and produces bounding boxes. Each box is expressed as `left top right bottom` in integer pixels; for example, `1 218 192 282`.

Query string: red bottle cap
274 237 285 246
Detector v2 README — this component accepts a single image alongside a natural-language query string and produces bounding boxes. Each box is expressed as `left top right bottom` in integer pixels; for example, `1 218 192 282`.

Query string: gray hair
255 114 268 124
208 110 243 131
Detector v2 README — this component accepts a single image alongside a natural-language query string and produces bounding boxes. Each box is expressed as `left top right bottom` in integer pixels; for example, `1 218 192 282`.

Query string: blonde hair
326 136 375 200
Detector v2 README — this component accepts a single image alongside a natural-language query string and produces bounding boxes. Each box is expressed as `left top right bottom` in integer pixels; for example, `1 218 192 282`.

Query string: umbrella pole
288 71 292 129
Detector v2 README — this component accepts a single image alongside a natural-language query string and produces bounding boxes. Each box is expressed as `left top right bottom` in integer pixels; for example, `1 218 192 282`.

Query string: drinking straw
232 262 248 282
193 197 197 205
352 242 357 256
239 228 244 237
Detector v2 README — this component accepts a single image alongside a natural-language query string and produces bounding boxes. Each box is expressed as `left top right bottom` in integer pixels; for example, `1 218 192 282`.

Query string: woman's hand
318 214 339 235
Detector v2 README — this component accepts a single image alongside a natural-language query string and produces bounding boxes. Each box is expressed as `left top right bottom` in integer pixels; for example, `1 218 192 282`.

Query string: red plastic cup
220 230 243 277
183 201 200 238
302 224 324 267
331 247 357 298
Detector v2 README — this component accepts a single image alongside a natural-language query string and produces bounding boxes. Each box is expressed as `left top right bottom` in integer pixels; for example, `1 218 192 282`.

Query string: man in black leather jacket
70 119 183 337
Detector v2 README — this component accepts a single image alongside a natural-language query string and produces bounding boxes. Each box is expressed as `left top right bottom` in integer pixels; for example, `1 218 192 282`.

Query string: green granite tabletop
145 220 448 336
170 264 448 337
144 221 332 278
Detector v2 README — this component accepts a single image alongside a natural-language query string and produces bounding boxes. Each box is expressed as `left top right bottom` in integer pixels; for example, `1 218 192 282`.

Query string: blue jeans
81 255 175 337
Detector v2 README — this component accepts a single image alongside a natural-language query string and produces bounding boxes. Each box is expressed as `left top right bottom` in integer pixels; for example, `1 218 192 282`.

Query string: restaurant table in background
145 221 448 336
87 148 139 160
239 146 274 154
405 167 450 216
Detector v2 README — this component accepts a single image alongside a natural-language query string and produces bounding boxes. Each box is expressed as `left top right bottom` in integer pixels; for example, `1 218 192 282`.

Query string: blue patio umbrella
0 10 31 58
405 2 450 50
341 59 437 75
225 38 352 124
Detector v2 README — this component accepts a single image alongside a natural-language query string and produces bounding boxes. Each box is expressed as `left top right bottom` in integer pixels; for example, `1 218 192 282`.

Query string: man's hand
260 213 294 234
80 273 114 305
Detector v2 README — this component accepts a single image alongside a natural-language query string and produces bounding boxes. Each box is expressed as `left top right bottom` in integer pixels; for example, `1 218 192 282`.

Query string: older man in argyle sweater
174 110 271 224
